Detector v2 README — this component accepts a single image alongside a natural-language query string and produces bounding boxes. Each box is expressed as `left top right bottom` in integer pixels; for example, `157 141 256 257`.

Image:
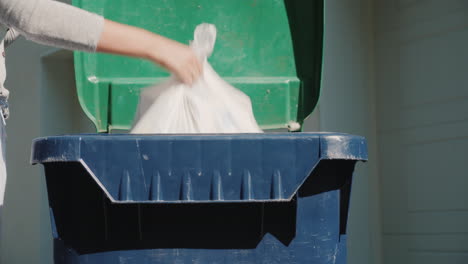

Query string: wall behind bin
0 1 94 263
304 1 383 264
0 41 95 264
0 37 52 264
375 1 468 263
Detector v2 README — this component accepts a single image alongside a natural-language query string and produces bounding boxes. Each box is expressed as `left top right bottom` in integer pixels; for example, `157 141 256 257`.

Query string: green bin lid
73 0 323 132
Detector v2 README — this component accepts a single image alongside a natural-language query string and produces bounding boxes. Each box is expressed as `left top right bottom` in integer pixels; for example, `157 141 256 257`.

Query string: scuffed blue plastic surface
32 133 367 264
32 133 366 203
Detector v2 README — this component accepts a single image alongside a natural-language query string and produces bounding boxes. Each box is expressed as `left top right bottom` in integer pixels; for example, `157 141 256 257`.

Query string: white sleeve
0 0 104 52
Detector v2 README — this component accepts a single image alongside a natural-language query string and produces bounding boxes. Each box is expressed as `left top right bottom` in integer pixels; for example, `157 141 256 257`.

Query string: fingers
151 39 203 85
179 70 193 85
179 55 202 85
191 57 203 82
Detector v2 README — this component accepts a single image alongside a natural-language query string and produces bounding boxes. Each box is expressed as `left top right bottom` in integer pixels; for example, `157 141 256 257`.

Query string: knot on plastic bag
190 23 217 60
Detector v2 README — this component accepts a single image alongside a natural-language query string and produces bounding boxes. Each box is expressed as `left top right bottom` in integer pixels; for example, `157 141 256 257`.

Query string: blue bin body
31 133 367 264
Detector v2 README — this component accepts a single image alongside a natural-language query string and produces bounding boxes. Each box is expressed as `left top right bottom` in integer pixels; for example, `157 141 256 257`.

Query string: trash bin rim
31 132 368 204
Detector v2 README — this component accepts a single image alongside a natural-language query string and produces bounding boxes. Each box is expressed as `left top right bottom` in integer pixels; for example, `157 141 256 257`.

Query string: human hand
148 37 202 85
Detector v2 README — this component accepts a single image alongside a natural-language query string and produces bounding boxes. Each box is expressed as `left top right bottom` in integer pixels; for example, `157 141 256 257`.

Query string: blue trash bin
31 133 367 263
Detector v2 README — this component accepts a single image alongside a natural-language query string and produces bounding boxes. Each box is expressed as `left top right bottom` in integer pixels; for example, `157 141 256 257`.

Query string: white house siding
375 0 468 263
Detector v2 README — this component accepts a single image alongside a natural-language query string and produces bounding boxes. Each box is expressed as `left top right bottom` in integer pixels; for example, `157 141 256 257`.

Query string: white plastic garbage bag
131 23 262 134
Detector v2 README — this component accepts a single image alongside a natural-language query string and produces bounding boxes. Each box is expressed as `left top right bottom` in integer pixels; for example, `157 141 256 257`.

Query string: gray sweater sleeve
0 0 104 52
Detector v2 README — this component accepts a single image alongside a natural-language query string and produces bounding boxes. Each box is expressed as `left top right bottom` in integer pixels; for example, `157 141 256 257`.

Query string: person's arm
97 20 201 85
0 0 201 84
